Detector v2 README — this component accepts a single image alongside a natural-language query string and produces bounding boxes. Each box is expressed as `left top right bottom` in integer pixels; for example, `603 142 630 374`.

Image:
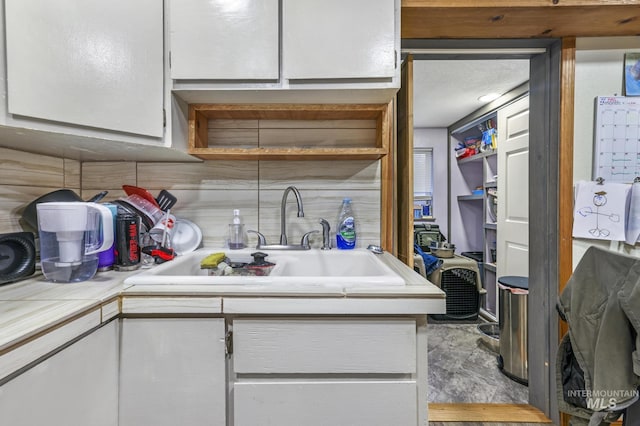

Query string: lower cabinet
1 314 426 426
230 317 423 426
118 317 227 426
0 321 119 426
234 381 417 426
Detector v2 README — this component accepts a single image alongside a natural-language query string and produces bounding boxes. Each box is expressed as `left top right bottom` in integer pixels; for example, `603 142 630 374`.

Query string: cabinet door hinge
395 49 398 69
163 108 166 128
168 51 171 69
225 330 233 357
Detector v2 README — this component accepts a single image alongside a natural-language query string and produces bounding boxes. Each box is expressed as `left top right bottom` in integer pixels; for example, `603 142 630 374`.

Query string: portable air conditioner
427 255 485 321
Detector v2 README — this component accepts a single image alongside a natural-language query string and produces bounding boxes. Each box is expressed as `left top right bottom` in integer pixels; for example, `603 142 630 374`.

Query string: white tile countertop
0 249 445 381
0 270 129 302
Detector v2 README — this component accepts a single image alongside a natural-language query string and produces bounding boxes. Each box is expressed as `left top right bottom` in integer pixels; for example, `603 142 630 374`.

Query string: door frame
400 38 565 424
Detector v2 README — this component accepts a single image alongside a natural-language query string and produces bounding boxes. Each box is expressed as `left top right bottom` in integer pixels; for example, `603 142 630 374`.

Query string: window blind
414 148 433 196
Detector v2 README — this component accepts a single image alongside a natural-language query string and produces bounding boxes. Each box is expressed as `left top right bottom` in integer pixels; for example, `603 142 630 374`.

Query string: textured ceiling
413 59 530 128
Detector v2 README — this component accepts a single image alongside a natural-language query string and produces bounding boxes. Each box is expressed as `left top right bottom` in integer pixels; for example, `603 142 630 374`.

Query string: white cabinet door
169 0 279 80
233 318 416 373
5 0 164 137
231 318 423 426
119 318 227 426
282 0 396 80
0 321 119 426
234 381 417 426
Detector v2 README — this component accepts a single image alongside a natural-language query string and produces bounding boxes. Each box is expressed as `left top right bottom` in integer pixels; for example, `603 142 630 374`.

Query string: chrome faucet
280 186 304 245
246 186 315 250
319 218 331 250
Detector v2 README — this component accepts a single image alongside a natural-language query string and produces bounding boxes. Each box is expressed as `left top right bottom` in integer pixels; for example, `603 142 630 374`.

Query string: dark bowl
21 189 83 233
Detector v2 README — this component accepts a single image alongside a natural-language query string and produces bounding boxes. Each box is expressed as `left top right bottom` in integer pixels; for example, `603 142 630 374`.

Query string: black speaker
0 232 36 285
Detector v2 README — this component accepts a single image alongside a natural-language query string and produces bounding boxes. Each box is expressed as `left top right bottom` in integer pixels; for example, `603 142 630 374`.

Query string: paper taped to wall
573 180 629 241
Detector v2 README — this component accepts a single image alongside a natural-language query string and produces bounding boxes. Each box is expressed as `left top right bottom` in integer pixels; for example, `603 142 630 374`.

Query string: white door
497 96 530 280
0 322 119 426
5 0 164 137
119 318 227 426
282 0 396 80
168 0 279 80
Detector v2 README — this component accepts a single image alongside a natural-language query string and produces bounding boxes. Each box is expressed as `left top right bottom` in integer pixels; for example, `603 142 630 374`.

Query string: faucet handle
247 230 267 248
300 230 320 248
319 219 331 250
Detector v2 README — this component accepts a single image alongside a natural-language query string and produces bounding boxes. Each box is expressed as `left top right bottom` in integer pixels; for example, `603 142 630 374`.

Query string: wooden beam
402 2 640 39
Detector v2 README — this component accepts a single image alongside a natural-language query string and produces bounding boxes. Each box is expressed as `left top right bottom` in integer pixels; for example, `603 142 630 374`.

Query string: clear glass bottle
228 209 246 249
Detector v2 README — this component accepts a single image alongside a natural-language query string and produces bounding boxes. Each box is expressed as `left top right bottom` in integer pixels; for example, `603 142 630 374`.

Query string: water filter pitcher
36 202 113 282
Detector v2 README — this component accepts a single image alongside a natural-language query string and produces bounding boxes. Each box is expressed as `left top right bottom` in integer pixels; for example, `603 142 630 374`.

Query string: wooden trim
558 38 575 340
192 103 388 120
404 0 640 6
379 101 392 153
187 148 387 161
401 3 640 39
380 101 395 253
396 55 414 267
187 103 391 160
558 36 576 426
428 403 553 423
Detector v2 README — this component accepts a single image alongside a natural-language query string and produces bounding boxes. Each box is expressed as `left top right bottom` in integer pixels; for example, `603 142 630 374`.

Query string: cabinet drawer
232 318 416 374
234 381 416 426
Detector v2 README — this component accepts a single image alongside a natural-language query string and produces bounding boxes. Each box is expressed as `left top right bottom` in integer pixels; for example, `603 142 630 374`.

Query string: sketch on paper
576 191 620 238
573 181 629 241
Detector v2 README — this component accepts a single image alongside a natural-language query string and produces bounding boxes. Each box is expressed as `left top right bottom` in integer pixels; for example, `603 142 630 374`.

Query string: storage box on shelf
187 103 392 161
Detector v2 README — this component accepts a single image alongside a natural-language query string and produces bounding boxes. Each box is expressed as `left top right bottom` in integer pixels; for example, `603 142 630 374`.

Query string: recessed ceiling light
478 93 501 103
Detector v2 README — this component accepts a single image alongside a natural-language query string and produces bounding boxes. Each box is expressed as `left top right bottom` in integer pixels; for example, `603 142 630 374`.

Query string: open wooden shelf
188 103 392 161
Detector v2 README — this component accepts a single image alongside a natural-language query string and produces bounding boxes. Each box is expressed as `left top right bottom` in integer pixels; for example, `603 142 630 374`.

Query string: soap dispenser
228 209 246 249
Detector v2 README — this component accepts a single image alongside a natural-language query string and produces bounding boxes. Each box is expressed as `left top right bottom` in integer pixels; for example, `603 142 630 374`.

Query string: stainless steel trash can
498 275 528 385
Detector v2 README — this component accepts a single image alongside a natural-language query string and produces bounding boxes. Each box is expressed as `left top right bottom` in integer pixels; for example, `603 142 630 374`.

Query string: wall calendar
593 96 640 183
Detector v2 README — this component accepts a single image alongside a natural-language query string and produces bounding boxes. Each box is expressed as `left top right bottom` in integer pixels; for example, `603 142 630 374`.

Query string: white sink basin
274 250 392 277
125 248 405 287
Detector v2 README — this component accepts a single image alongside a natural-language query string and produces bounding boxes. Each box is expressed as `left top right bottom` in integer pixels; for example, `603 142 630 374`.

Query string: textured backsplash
82 159 382 249
0 147 80 234
0 147 382 249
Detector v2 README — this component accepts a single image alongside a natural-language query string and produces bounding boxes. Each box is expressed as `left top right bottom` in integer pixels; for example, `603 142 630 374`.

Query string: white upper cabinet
5 0 164 137
282 0 396 80
169 0 279 80
168 0 399 103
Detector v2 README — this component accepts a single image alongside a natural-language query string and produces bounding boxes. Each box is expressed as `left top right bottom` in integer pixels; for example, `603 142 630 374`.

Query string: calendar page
593 96 640 183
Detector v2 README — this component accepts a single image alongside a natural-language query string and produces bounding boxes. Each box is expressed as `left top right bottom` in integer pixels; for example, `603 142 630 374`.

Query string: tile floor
427 322 529 404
